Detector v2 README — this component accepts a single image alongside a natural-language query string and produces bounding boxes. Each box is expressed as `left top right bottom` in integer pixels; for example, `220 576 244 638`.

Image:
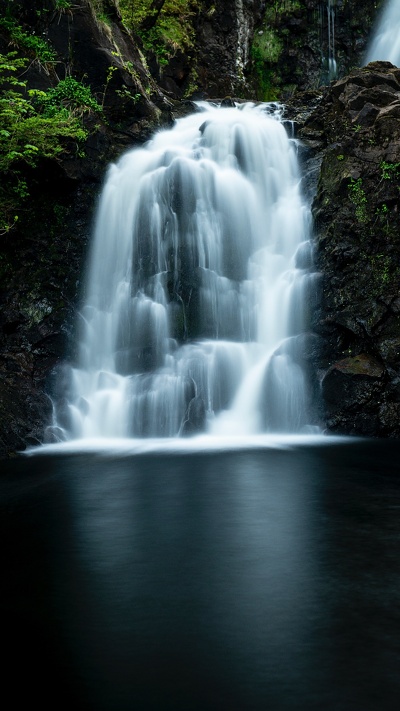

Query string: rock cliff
301 62 400 435
250 0 384 99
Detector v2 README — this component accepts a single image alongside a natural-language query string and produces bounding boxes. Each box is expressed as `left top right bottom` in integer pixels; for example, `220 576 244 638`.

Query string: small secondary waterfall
50 103 318 442
364 0 400 67
327 0 337 81
319 1 337 82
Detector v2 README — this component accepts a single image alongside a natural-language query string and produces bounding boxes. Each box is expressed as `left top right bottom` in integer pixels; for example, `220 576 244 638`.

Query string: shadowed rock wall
250 0 385 99
300 62 400 435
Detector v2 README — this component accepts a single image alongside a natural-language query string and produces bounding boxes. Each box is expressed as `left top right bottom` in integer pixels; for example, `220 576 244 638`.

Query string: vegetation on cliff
0 51 101 235
251 0 385 99
0 0 170 237
118 0 200 65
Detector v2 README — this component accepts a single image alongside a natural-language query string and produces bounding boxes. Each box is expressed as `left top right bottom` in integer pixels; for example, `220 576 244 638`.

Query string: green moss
250 43 280 101
251 2 304 100
183 66 199 98
252 28 283 64
118 0 199 66
23 296 53 326
348 178 369 224
265 1 301 21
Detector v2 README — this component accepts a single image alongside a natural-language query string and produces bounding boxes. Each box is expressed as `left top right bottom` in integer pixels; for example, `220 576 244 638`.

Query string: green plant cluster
118 0 200 67
266 0 301 19
250 1 303 100
251 46 280 101
348 177 369 224
369 252 392 288
252 28 283 65
0 16 57 64
380 161 400 181
55 0 72 10
37 76 103 117
251 24 282 100
0 53 95 235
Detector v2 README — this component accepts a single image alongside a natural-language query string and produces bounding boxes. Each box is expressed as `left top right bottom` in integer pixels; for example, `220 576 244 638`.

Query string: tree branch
139 0 167 33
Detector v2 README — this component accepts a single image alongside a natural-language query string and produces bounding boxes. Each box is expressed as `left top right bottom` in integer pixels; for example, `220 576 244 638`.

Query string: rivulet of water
48 102 319 442
327 0 337 81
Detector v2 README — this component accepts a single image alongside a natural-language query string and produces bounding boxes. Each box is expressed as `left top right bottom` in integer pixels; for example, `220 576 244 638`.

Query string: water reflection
1 442 400 710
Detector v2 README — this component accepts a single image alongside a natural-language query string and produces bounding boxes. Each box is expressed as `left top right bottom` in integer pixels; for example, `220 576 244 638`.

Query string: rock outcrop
301 62 400 435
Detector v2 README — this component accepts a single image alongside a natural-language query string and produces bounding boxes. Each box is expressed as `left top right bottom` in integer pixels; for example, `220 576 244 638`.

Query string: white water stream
327 0 337 81
49 102 318 442
365 0 400 66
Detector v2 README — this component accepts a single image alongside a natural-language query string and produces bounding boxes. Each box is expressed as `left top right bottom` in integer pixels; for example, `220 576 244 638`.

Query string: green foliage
183 66 199 98
380 161 400 181
115 86 141 104
250 0 303 98
251 9 285 100
0 52 90 235
375 203 389 216
370 253 391 286
37 76 103 116
266 0 301 19
250 46 279 101
348 177 369 224
0 17 57 64
89 0 111 23
375 202 390 238
101 64 118 106
119 0 199 66
252 29 283 64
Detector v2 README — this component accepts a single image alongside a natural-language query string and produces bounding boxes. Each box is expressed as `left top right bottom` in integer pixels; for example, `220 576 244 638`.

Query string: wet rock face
5 0 162 123
140 0 264 99
303 62 400 436
0 163 98 457
249 0 384 99
193 0 264 98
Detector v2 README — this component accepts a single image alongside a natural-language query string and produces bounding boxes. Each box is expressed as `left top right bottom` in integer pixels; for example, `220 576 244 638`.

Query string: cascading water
49 102 319 443
319 1 337 82
364 0 400 67
327 0 337 81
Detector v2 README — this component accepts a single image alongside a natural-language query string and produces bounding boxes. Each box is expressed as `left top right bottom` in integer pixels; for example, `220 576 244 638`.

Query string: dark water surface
1 440 400 710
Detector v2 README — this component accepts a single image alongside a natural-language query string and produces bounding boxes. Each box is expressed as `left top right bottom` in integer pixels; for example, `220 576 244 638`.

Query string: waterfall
235 0 250 83
318 1 337 83
48 102 319 443
364 0 400 67
327 0 337 81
